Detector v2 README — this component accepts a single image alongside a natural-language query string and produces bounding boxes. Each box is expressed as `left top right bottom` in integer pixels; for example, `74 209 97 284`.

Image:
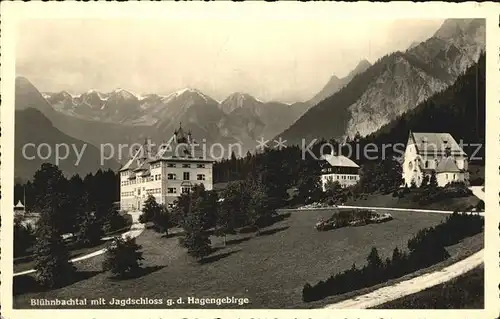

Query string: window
168 188 177 194
182 163 190 168
167 163 176 168
197 164 205 168
183 172 190 180
182 187 191 194
425 160 429 168
197 174 206 181
167 173 176 180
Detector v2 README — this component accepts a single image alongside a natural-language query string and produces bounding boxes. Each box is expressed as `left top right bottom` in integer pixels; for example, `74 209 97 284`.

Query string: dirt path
324 187 484 309
13 211 145 277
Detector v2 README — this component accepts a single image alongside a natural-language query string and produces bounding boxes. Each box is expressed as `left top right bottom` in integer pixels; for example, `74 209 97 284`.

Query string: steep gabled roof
436 157 461 173
119 147 142 172
321 154 359 168
410 131 467 157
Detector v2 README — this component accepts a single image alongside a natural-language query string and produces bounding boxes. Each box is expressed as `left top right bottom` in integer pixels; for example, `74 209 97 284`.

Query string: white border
1 2 499 318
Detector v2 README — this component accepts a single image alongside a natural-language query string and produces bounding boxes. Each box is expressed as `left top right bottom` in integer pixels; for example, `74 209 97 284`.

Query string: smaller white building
402 131 469 187
320 153 360 190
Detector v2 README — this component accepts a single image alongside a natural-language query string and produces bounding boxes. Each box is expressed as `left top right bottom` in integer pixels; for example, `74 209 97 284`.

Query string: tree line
138 174 289 260
14 163 131 287
302 212 484 302
214 54 485 188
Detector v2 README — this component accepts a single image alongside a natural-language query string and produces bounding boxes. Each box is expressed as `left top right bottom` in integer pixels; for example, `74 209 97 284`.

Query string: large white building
402 131 469 187
119 124 214 211
320 153 360 190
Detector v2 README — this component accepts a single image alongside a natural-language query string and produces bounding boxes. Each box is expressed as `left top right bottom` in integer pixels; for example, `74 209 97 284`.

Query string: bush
475 200 485 211
412 182 472 205
103 209 130 234
469 177 484 186
102 236 144 278
14 218 35 257
76 212 104 247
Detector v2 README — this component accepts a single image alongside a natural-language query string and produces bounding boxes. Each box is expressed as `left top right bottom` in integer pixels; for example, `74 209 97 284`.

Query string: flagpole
23 186 26 213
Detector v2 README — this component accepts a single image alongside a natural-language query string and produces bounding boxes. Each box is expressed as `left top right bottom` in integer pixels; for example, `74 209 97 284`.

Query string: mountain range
15 18 485 180
277 18 485 145
307 59 372 106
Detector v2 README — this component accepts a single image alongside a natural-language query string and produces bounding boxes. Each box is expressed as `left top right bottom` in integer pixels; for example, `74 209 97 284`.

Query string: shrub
14 218 35 257
103 209 130 234
102 236 144 278
76 212 104 247
475 200 485 211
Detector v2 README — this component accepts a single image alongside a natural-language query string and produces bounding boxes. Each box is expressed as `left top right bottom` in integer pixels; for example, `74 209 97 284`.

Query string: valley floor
13 209 483 309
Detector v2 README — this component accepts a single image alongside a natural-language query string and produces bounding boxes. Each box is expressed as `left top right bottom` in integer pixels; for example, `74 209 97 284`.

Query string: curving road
324 186 485 309
13 211 144 277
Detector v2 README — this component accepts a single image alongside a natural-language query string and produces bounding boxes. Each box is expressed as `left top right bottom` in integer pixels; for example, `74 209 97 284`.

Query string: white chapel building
320 153 360 190
402 131 469 187
119 124 214 211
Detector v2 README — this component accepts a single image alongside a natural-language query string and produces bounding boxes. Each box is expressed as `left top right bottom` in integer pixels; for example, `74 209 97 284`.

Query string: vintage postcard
1 2 499 319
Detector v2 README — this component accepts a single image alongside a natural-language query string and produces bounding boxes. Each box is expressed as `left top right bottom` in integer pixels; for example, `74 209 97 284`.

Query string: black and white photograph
1 2 497 316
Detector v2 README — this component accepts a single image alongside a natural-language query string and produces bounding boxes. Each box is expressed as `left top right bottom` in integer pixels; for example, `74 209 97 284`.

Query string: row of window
168 173 206 181
122 186 195 197
122 173 206 185
146 188 162 195
327 175 359 181
121 163 208 177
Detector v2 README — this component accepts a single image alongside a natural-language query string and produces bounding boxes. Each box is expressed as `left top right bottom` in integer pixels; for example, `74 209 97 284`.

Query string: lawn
14 225 132 273
345 192 480 212
13 209 483 309
374 265 484 309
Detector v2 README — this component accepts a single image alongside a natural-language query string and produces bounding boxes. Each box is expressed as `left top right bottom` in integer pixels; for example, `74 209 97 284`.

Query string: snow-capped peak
163 87 213 103
111 88 139 100
225 92 264 104
60 90 80 99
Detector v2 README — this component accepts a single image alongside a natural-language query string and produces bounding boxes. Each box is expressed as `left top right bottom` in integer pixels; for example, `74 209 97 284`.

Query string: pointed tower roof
174 122 188 143
14 200 25 208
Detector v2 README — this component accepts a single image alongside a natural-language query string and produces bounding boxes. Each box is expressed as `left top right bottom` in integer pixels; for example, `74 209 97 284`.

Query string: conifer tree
140 195 161 223
429 171 438 188
33 211 75 287
181 196 212 259
153 204 172 236
421 173 430 188
76 211 103 247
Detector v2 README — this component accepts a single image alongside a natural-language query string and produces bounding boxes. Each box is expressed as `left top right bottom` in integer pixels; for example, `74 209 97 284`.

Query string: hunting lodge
119 124 214 211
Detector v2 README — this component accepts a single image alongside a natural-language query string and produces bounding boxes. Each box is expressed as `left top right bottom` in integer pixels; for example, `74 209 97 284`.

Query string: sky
16 18 444 103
